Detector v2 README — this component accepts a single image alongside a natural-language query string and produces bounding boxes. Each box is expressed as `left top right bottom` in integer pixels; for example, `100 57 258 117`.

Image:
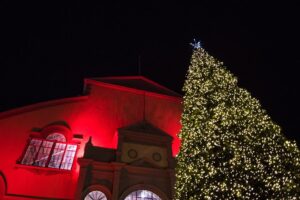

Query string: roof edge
84 78 182 103
94 76 181 97
0 96 88 120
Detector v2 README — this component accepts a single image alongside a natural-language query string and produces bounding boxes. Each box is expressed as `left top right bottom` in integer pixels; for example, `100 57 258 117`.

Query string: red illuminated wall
0 76 182 199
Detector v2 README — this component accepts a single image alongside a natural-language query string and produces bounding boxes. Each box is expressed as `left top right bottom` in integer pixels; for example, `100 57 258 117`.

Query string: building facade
0 76 182 200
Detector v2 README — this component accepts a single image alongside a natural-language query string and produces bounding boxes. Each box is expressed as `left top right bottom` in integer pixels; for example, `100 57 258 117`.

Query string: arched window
124 190 161 200
46 132 66 142
84 190 107 200
20 127 77 170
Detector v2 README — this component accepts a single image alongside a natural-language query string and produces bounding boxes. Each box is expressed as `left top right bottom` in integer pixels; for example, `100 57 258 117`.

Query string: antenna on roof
138 55 142 75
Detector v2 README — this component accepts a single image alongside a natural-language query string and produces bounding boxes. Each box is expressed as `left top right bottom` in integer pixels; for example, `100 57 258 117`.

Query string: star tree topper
190 39 202 49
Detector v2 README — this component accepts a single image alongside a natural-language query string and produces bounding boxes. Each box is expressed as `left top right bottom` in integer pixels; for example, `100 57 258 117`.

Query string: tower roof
88 76 181 97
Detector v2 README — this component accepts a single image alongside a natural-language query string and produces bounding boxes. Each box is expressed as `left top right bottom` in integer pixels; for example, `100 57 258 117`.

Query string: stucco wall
0 81 182 199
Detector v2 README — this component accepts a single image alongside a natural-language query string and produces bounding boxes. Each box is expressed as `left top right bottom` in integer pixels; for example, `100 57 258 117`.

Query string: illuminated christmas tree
175 43 300 199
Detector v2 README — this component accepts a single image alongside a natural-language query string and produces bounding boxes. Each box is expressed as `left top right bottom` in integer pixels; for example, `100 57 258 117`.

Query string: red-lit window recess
20 132 78 170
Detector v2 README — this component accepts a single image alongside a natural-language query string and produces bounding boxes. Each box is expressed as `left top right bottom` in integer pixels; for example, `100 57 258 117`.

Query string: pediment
118 121 172 139
89 76 181 97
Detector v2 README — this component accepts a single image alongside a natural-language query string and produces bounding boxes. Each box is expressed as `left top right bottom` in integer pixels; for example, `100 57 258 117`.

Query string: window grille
46 132 66 142
21 139 42 165
84 190 107 200
124 190 161 200
60 144 77 170
21 135 77 170
34 140 54 167
48 143 66 168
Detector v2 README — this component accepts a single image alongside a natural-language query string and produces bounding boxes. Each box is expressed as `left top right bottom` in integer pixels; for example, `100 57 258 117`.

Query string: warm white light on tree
175 47 300 199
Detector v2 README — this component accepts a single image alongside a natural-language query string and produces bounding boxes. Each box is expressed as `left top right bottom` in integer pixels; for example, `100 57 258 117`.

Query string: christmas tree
175 43 300 199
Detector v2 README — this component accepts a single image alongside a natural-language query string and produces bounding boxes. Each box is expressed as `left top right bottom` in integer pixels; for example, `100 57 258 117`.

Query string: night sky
1 1 300 143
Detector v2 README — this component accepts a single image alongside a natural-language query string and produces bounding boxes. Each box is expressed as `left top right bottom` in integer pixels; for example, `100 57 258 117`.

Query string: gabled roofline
0 96 88 120
0 76 182 119
85 76 182 103
96 76 181 96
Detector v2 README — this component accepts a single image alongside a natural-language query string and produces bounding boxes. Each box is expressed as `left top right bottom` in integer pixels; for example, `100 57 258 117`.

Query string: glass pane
84 190 107 200
46 133 66 142
34 141 54 167
124 190 161 200
60 144 77 170
21 139 42 165
48 142 66 168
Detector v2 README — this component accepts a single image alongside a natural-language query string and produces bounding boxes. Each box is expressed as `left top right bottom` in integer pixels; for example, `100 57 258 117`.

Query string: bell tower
76 121 175 200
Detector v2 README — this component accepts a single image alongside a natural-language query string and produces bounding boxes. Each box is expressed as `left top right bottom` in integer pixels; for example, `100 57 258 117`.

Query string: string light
175 47 300 199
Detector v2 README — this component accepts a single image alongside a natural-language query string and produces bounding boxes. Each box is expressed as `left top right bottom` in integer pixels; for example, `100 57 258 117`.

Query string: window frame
119 184 167 200
19 136 78 171
30 138 55 167
123 190 162 200
82 185 112 200
84 190 108 200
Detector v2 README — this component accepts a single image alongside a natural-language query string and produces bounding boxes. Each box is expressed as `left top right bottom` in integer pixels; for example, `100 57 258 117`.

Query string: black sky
1 1 300 143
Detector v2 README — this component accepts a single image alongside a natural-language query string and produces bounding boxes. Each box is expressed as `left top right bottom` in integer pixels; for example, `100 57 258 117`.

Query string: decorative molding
0 96 88 120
